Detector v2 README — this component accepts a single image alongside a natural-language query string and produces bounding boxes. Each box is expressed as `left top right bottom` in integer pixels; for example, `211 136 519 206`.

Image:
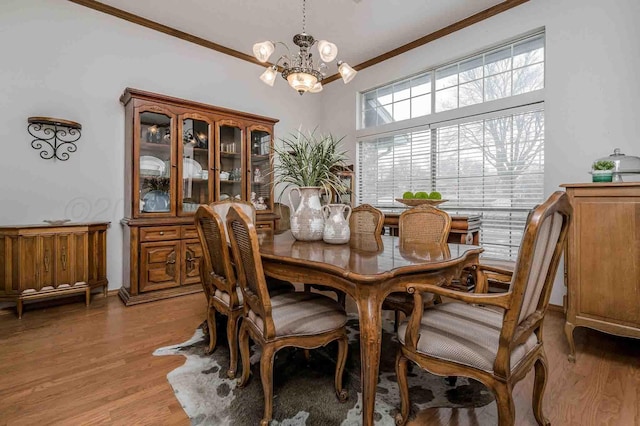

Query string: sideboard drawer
181 225 198 240
140 226 181 242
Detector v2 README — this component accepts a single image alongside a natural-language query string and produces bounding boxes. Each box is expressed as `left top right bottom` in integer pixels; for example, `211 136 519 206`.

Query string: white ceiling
97 0 507 71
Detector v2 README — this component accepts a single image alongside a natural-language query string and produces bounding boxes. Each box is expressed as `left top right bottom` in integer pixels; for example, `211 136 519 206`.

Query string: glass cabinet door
138 110 174 216
248 126 273 212
179 115 212 215
217 120 244 202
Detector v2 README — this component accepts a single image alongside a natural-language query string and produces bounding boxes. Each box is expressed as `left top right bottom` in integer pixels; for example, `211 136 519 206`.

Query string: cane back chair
305 203 384 306
226 205 349 426
383 205 452 330
194 204 244 378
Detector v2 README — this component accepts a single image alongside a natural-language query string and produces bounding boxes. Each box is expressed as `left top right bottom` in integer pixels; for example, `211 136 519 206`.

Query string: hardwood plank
1 294 638 425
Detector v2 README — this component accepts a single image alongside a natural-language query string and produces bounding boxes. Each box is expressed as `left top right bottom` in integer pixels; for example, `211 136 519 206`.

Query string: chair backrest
210 199 256 242
495 191 572 375
399 205 451 244
194 205 238 304
226 205 276 339
350 204 384 235
273 202 291 232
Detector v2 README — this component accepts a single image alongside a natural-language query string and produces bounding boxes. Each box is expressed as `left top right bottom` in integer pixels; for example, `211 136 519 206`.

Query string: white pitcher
322 204 352 244
289 187 325 241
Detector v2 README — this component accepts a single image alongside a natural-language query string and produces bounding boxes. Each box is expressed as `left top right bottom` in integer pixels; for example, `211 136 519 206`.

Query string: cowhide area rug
154 315 493 425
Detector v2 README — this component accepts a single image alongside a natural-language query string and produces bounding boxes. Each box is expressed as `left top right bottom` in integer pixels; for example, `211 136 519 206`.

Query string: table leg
354 288 382 426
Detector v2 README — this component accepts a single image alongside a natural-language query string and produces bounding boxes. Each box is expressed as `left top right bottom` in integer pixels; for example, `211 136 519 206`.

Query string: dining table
257 230 483 426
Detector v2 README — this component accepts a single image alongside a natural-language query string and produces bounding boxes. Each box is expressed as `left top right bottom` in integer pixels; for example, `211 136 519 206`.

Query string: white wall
319 0 640 304
0 0 323 291
2 0 639 303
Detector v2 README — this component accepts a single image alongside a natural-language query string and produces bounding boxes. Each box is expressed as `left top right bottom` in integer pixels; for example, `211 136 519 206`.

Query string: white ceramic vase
289 187 325 241
322 203 352 244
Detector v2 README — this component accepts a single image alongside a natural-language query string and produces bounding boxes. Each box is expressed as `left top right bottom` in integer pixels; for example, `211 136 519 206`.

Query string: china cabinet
119 88 278 305
0 222 109 318
561 182 640 361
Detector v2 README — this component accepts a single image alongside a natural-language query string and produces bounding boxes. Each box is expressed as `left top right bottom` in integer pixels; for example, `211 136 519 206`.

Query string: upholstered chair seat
246 292 348 338
398 303 537 373
213 286 243 306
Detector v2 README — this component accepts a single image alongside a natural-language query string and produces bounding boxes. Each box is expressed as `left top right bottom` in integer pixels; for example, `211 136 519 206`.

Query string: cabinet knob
159 231 164 236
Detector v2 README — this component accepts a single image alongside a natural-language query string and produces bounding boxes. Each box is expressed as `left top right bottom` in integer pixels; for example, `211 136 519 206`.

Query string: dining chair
210 199 295 291
394 191 572 426
472 207 537 293
304 204 384 306
226 205 349 426
273 202 291 233
350 203 385 235
194 205 244 378
209 199 255 242
383 205 452 331
195 202 293 378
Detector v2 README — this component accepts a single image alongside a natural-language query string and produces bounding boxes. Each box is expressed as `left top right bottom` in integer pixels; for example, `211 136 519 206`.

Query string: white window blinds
357 107 543 259
357 31 545 260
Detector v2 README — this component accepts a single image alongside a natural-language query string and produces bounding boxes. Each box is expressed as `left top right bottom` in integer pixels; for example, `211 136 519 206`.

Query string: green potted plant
591 160 615 182
272 129 348 241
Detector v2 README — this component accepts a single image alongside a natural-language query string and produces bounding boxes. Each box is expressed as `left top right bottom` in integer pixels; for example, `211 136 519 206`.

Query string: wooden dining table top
257 230 482 283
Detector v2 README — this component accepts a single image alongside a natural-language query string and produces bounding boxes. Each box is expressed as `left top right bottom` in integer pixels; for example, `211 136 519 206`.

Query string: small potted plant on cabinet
591 160 615 182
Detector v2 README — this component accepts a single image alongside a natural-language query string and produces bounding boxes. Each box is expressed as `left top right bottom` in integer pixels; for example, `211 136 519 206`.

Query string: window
357 31 545 259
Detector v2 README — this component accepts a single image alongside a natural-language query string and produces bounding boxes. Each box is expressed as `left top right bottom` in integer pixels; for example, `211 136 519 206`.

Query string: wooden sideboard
382 211 481 245
561 182 640 361
0 222 109 318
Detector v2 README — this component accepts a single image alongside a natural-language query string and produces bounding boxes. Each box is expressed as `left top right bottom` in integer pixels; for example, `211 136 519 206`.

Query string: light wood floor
0 294 638 425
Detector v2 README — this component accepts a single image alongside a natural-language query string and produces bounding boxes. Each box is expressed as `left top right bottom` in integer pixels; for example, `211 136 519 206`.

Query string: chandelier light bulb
317 40 338 62
259 66 277 87
253 41 275 63
286 72 318 95
309 82 323 93
338 61 357 84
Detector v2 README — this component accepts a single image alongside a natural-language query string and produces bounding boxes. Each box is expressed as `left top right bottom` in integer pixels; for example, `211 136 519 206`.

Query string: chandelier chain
302 0 306 33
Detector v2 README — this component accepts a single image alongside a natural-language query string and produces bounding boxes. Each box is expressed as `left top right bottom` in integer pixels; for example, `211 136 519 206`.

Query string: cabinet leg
17 299 23 319
103 284 108 298
564 321 576 363
85 288 91 306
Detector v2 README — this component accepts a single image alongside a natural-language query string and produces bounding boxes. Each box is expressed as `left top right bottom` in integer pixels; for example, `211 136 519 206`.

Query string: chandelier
252 0 357 95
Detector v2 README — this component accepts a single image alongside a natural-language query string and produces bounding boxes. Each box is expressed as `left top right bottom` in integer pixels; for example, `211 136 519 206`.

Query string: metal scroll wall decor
27 116 82 161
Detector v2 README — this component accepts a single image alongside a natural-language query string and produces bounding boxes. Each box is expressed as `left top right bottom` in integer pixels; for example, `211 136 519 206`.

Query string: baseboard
107 289 120 297
548 303 564 313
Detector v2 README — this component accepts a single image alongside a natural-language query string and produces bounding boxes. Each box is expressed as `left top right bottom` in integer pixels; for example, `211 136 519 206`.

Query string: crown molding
67 0 267 67
68 0 529 86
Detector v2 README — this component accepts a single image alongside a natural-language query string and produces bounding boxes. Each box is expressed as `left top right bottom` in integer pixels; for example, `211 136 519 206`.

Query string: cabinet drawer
255 221 273 231
181 225 198 240
140 226 181 242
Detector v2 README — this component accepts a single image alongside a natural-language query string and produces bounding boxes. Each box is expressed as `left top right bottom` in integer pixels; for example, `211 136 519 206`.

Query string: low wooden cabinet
561 183 640 361
120 221 204 305
0 222 109 318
